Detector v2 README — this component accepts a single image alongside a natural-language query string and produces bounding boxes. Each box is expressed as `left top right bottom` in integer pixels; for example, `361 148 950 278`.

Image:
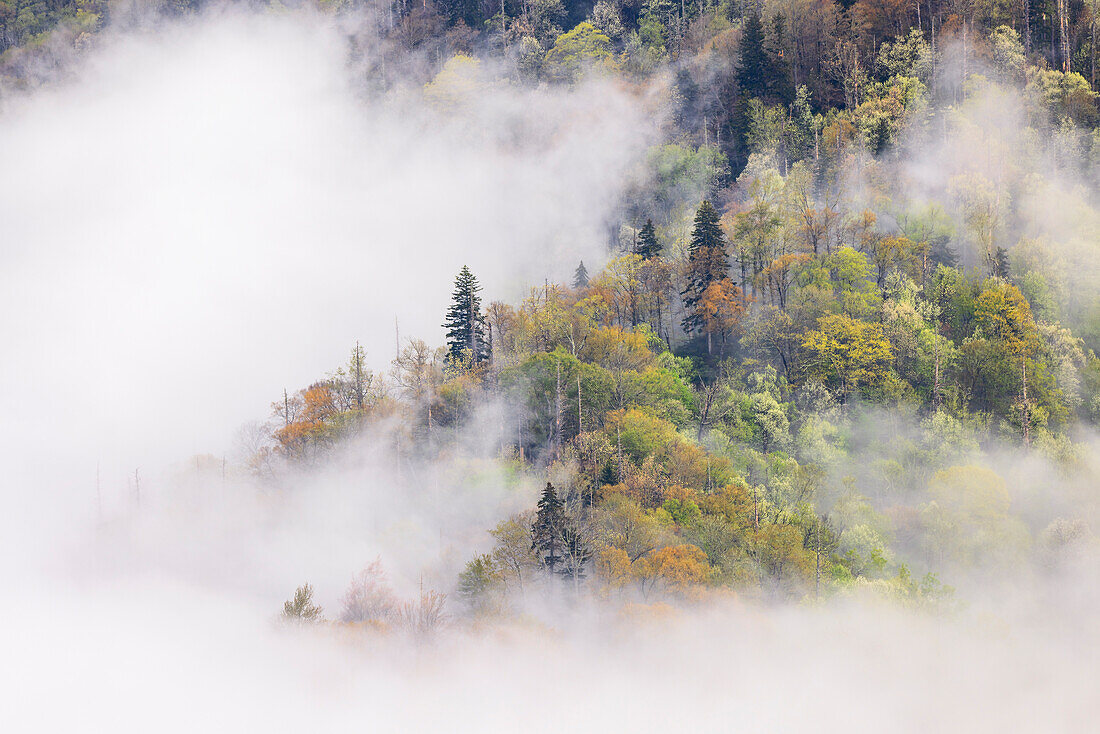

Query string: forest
165 0 1100 624
3 0 1099 728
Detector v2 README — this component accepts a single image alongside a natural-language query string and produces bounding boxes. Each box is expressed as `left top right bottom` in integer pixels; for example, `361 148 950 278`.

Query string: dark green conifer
737 10 769 99
767 13 794 104
443 265 490 366
636 219 661 259
681 200 730 335
531 482 566 572
992 246 1012 279
573 261 590 289
929 236 957 269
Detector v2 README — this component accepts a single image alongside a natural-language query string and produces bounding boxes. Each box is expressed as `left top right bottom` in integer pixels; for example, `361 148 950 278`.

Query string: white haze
0 8 649 505
1 11 1098 733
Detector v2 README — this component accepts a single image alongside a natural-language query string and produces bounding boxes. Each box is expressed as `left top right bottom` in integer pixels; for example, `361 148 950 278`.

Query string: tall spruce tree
767 13 795 104
573 261 590 289
992 246 1012 279
443 265 490 366
636 219 661 259
531 482 566 572
737 10 769 99
929 236 957 269
681 200 730 335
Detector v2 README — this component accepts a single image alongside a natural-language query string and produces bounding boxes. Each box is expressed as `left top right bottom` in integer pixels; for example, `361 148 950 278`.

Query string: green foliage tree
282 583 323 624
458 554 503 613
800 314 894 399
544 22 613 82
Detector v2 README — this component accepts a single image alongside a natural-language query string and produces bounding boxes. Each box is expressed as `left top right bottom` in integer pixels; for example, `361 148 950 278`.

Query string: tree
558 524 592 588
398 588 448 641
340 561 397 624
767 13 794 105
737 10 769 99
636 218 661 259
682 200 731 337
443 265 490 366
457 555 503 613
573 260 590 288
532 481 567 571
697 278 747 356
490 512 540 593
282 583 323 624
920 466 1031 569
800 314 894 399
974 281 1040 443
544 22 613 83
591 492 666 561
633 544 711 597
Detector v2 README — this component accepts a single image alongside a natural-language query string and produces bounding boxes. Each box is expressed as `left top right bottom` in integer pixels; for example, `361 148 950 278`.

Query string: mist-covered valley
2 1 1100 731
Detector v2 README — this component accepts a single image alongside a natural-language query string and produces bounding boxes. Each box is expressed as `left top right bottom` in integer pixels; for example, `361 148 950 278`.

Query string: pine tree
929 236 957 269
282 583 323 624
689 200 725 256
443 265 490 366
636 219 661 259
992 246 1012 279
737 10 769 99
573 261 590 289
767 13 795 104
681 200 730 335
531 482 566 572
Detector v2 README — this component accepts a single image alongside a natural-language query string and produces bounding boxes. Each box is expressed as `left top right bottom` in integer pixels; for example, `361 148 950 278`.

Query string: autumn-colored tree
697 278 748 356
760 253 811 309
633 544 711 597
340 561 397 625
682 200 731 338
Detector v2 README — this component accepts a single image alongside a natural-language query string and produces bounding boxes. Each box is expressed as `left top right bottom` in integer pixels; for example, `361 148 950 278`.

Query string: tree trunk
577 373 583 436
555 360 563 458
1021 357 1030 447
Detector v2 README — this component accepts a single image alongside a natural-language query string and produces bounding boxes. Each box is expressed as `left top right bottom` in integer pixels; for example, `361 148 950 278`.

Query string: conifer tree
573 261 590 289
443 265 490 366
282 583 323 624
681 200 731 335
737 10 769 99
992 246 1012 279
767 13 794 104
636 219 661 259
531 482 566 572
929 236 957 269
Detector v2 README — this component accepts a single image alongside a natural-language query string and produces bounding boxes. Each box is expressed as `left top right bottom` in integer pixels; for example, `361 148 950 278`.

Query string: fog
0 8 651 525
2 10 1098 733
